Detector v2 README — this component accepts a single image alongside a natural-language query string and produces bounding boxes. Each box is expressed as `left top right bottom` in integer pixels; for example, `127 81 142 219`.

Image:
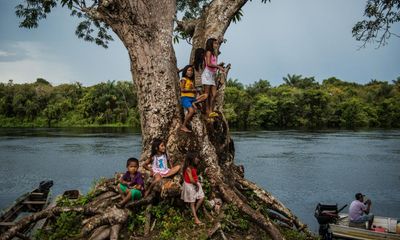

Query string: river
0 128 399 232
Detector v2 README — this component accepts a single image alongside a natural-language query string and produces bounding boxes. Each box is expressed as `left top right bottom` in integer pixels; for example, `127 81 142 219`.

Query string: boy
117 157 144 208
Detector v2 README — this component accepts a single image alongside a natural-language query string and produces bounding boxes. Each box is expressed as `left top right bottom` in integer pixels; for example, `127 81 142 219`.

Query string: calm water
0 128 399 232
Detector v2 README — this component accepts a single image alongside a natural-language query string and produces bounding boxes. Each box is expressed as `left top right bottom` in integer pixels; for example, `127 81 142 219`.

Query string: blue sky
0 0 399 86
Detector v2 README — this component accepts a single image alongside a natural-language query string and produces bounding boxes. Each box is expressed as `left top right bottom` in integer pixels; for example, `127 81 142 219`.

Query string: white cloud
0 41 76 85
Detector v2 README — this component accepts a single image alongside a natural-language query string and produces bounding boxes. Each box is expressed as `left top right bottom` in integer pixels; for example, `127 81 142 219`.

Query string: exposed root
217 182 284 240
88 225 110 240
0 206 90 240
110 224 121 240
82 207 128 237
236 177 310 234
144 204 152 236
207 222 221 238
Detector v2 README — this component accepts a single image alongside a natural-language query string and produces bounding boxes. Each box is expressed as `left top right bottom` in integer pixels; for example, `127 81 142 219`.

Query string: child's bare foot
194 219 203 225
180 126 192 133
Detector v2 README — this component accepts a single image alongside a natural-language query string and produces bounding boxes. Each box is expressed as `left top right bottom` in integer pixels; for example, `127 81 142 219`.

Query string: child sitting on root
143 139 181 196
117 157 144 208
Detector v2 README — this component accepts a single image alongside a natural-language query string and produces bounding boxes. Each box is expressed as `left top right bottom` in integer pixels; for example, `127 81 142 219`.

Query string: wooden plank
30 192 44 196
23 201 46 205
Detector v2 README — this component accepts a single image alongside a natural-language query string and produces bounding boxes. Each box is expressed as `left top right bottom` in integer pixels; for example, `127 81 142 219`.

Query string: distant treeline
1 75 399 129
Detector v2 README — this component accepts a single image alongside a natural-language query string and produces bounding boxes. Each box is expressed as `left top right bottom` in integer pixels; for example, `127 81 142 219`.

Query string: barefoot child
202 38 225 117
181 152 205 225
143 139 181 196
117 157 144 208
180 65 199 133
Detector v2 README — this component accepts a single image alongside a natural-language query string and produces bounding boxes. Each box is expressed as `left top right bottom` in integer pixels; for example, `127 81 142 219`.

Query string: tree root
0 206 89 240
82 207 128 237
144 204 152 236
236 177 310 234
89 225 110 240
217 181 284 240
207 222 222 238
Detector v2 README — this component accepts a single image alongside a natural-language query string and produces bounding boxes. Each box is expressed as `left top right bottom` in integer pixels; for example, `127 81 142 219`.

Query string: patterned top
152 154 170 175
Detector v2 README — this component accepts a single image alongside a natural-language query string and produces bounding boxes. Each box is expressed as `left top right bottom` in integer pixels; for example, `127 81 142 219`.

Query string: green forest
1 75 399 129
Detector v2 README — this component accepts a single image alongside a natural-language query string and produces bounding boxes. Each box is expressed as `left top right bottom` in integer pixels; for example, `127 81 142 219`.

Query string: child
201 38 225 117
193 48 205 94
143 139 181 196
181 152 205 225
193 48 208 112
180 65 200 133
117 157 144 208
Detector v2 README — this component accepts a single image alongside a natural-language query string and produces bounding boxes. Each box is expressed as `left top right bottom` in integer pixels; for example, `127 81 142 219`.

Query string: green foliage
15 0 113 48
222 204 250 232
1 76 399 130
34 212 82 240
159 208 185 240
127 210 146 234
0 80 140 128
223 76 400 130
148 202 191 240
281 228 310 240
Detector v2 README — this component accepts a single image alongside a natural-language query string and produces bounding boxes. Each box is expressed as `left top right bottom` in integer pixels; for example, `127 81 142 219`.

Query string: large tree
3 1 362 240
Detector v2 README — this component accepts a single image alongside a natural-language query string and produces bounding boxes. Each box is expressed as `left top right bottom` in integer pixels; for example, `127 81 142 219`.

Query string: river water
0 128 399 232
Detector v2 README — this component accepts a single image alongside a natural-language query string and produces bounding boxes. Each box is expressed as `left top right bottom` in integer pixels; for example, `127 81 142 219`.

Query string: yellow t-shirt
180 77 195 98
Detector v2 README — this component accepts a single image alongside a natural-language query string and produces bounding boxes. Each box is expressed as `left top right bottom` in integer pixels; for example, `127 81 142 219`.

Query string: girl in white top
143 139 181 196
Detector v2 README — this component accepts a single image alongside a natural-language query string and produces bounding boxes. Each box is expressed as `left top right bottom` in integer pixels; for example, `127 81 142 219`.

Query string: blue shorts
181 97 196 109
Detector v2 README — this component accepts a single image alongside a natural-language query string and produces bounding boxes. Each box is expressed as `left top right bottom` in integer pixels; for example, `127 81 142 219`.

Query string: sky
0 0 399 87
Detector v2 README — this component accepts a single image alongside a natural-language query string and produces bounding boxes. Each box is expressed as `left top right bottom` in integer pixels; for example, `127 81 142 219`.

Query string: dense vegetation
1 75 399 129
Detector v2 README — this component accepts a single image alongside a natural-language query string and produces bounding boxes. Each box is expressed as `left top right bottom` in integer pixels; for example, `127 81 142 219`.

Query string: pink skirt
181 182 205 203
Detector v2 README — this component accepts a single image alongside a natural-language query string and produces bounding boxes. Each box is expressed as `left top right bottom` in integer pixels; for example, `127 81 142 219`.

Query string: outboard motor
314 203 347 240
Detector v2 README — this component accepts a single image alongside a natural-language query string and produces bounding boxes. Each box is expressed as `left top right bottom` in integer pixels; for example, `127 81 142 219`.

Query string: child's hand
133 184 141 190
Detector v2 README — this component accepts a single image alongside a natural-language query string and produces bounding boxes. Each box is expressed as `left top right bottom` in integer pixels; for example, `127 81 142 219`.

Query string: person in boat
349 192 374 229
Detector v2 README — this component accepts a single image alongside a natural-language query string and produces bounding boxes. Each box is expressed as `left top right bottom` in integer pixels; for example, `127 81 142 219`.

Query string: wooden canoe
0 180 53 235
330 213 400 240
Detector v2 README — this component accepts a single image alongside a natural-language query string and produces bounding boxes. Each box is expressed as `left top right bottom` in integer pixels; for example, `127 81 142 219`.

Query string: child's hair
181 65 194 81
183 152 198 173
193 48 205 71
205 38 218 55
126 157 139 167
150 138 164 157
